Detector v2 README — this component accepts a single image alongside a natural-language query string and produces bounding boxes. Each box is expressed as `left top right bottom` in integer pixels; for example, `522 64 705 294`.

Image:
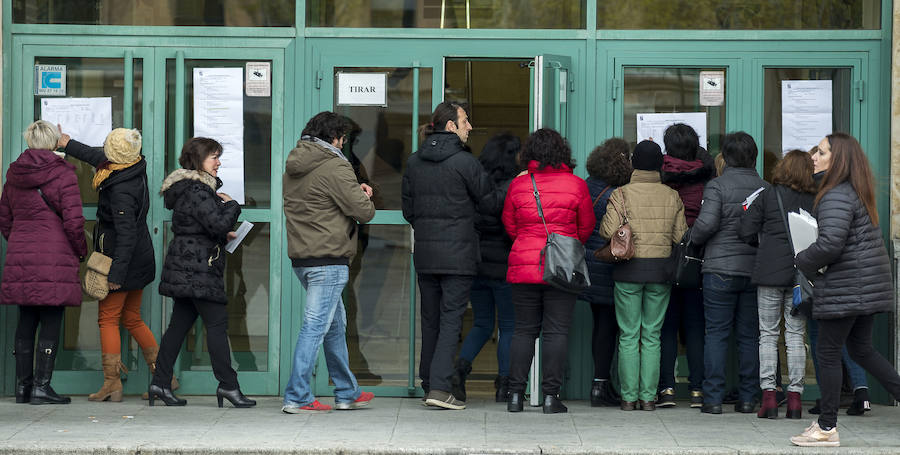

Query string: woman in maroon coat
0 120 87 405
502 128 594 414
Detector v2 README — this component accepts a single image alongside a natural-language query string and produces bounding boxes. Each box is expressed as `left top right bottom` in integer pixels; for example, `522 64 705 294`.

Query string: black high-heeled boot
216 387 256 408
494 376 509 403
30 340 70 405
147 384 187 406
451 358 472 402
14 339 34 404
507 391 524 413
543 394 568 414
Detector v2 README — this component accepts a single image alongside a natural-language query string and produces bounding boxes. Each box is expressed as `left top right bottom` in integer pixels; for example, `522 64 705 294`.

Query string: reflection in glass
623 67 726 156
762 68 851 182
345 225 412 386
32 57 143 206
309 0 584 29
598 0 879 30
161 223 270 372
14 0 294 26
335 67 432 210
444 59 531 158
165 59 272 207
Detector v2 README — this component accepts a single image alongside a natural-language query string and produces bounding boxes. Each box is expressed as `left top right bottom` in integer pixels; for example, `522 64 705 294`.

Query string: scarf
92 158 141 190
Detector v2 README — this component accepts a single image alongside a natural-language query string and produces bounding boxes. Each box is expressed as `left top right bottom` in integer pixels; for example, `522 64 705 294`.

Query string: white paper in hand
225 221 254 253
787 209 818 255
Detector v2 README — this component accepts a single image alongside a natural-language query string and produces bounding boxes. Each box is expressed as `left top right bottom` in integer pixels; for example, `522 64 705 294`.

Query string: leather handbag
531 175 591 293
774 186 813 318
671 228 704 289
594 189 634 262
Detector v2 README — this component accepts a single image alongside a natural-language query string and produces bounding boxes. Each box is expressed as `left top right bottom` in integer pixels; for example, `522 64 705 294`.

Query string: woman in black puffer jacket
149 137 255 409
579 138 631 407
454 134 520 403
789 133 900 447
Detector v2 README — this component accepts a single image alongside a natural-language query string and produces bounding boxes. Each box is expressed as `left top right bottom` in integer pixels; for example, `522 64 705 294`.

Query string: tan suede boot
142 345 179 399
88 354 124 402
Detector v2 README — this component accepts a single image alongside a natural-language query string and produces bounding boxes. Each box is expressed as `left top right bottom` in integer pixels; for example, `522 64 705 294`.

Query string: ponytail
423 101 466 136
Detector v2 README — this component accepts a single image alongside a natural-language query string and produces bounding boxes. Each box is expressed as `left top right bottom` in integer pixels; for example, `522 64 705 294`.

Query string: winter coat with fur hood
0 149 87 306
158 169 240 304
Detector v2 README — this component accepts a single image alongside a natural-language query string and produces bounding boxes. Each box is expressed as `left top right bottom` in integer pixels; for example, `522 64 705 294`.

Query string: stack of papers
787 209 818 255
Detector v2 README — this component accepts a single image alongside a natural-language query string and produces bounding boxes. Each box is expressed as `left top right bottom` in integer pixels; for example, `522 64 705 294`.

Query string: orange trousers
98 289 157 354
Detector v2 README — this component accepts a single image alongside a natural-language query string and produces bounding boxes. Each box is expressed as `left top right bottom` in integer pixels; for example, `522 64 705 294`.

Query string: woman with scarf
60 128 165 402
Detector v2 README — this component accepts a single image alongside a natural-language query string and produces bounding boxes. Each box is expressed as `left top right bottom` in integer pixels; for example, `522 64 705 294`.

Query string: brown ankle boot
88 354 124 402
141 345 178 399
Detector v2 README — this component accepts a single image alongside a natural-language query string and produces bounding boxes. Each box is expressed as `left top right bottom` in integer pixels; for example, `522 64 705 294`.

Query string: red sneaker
282 400 332 413
335 391 374 410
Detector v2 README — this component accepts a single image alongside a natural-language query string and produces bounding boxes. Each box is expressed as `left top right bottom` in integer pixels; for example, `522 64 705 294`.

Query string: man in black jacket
402 101 495 410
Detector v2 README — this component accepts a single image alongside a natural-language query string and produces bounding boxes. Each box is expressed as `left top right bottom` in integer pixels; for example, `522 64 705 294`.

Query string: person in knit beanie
631 140 664 172
103 128 142 164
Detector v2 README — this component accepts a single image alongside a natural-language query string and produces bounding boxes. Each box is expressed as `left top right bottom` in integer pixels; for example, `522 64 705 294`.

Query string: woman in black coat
60 128 162 402
789 133 900 447
738 150 816 420
454 134 520 403
579 137 631 407
148 137 255 408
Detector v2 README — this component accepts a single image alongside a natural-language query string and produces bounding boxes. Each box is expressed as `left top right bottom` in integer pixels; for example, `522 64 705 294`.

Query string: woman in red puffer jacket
502 128 594 414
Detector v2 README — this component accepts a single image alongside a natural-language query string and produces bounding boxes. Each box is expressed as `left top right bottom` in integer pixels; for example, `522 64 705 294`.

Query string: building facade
1 0 897 402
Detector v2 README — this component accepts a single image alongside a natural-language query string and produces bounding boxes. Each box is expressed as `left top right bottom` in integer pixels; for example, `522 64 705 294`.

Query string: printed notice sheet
41 97 112 147
194 67 245 204
225 221 254 254
782 80 832 156
636 112 707 154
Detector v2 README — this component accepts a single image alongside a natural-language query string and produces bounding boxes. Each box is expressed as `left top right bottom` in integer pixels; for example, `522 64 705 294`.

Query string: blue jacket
579 177 616 305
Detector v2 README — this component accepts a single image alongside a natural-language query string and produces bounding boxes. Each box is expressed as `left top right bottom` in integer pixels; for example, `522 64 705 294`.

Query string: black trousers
509 283 576 396
817 314 900 429
417 273 474 394
152 297 239 391
16 305 64 345
590 303 617 380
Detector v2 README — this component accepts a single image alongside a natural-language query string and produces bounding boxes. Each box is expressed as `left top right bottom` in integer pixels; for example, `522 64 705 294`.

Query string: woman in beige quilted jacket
600 140 687 411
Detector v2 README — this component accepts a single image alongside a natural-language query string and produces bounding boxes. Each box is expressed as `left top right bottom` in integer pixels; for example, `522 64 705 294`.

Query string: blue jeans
702 273 759 405
284 265 361 407
458 277 514 377
807 318 868 390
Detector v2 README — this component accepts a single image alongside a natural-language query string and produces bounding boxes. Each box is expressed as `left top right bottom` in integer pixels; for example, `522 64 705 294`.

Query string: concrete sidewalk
1 396 899 454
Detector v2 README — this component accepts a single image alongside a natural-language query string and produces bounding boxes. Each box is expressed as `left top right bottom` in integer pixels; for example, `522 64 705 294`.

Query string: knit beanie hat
632 140 663 171
103 128 142 164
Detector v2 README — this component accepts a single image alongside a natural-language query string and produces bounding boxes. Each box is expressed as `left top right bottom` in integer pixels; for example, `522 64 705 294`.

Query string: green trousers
614 281 671 402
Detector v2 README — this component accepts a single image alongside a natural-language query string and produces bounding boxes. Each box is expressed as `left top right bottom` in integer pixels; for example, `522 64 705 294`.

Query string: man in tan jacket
282 112 376 413
600 140 687 411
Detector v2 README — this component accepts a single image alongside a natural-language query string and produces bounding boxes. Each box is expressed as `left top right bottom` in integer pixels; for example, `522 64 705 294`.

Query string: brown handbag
594 189 634 262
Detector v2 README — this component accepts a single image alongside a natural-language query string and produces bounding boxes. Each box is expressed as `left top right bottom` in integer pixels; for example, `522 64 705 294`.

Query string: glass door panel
157 48 284 395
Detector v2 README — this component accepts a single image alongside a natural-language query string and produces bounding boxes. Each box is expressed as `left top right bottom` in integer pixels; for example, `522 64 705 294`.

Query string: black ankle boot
494 376 509 403
147 384 187 406
451 358 472 402
847 388 871 416
507 391 524 412
590 380 603 407
597 379 620 406
216 387 256 408
543 394 568 414
30 341 69 405
14 339 34 404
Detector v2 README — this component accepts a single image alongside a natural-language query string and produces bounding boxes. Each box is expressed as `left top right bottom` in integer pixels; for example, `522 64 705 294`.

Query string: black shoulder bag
531 174 591 293
774 186 814 318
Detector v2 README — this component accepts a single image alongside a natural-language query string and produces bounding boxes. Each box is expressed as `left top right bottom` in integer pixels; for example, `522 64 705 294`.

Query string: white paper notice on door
41 97 112 147
636 112 708 154
782 80 832 156
193 67 245 204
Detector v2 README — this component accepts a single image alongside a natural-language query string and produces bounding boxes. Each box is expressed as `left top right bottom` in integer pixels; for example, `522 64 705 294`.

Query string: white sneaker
790 421 840 447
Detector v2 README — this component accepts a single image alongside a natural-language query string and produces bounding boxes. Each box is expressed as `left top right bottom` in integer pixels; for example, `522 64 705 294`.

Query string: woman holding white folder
789 133 900 447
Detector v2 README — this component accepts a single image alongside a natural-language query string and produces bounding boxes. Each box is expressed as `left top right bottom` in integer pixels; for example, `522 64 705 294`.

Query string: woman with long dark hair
148 137 255 408
790 133 900 446
454 133 520 403
738 150 816 419
502 128 594 414
580 137 631 406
